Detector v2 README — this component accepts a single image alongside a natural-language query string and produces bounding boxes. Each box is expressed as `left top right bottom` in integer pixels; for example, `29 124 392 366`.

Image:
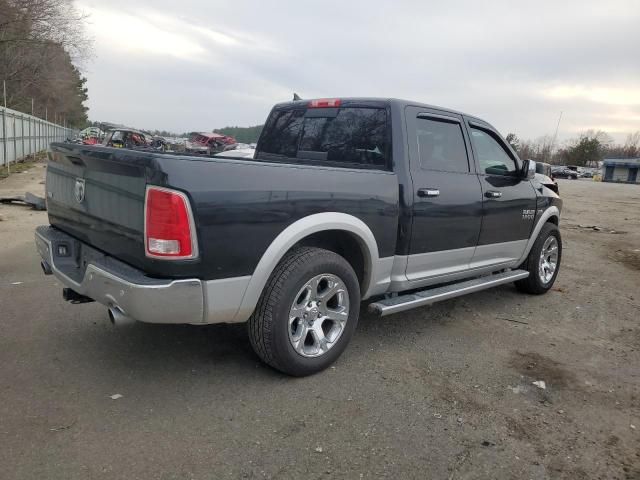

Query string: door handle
485 190 502 199
417 188 440 198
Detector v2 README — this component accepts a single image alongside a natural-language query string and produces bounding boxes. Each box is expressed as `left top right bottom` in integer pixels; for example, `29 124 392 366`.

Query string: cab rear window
257 107 389 169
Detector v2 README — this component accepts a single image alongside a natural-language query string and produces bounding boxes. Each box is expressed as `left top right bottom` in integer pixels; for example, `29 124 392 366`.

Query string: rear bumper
35 226 205 324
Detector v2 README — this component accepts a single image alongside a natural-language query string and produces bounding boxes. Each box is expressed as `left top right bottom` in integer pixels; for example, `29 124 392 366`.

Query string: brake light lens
308 98 341 108
145 187 196 259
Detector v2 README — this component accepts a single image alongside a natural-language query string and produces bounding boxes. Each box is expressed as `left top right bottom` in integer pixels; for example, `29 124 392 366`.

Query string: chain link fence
1 106 76 168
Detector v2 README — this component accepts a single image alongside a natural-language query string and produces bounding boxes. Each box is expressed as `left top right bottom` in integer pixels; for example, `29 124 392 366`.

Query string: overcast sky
77 0 640 142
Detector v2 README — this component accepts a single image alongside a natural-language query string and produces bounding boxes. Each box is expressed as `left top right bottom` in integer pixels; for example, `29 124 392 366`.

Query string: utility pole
2 80 7 175
550 111 563 163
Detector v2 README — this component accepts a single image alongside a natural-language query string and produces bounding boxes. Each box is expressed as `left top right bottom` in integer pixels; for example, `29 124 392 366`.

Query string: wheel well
295 230 368 294
546 215 559 226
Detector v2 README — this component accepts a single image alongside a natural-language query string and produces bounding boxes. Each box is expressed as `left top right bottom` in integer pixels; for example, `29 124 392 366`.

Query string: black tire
248 247 361 376
515 223 562 294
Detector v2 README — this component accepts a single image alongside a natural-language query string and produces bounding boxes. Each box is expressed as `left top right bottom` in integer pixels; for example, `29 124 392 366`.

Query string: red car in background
187 132 236 154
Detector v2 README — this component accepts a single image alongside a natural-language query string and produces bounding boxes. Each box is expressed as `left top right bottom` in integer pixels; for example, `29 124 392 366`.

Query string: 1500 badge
522 208 544 220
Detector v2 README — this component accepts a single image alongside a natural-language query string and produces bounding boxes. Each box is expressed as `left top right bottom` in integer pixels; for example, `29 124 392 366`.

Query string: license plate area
49 236 106 284
48 236 84 283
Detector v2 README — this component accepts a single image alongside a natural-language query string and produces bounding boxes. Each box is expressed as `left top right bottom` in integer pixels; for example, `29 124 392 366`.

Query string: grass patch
0 152 47 180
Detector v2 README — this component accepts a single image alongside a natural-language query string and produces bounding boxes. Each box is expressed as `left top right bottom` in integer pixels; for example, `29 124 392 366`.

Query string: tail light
144 186 198 259
308 98 341 108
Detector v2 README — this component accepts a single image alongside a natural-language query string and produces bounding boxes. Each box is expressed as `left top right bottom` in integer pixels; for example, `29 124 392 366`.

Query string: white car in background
221 149 255 159
217 143 256 159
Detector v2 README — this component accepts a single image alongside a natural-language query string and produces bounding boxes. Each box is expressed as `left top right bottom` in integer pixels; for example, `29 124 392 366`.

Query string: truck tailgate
46 144 148 269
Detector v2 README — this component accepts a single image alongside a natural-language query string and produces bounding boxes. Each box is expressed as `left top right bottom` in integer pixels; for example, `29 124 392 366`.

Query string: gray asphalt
1 168 639 479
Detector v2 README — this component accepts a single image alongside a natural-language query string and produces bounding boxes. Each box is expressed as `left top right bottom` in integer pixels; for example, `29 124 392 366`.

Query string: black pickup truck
36 97 562 376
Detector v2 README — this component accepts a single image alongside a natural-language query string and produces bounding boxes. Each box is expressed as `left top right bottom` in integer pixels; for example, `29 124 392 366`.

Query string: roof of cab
272 97 489 125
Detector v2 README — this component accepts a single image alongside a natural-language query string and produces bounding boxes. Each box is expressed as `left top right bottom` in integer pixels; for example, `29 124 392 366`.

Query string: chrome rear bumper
35 226 204 324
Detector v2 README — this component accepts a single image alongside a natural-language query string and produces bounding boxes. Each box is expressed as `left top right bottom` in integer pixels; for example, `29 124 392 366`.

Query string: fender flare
517 206 560 264
232 212 380 323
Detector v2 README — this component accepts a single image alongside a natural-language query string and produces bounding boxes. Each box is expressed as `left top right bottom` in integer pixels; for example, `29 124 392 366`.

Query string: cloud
81 5 207 61
543 85 640 106
76 0 640 141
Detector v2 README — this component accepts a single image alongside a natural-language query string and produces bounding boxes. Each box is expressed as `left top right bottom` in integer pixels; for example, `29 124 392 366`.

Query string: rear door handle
417 188 440 198
485 190 502 199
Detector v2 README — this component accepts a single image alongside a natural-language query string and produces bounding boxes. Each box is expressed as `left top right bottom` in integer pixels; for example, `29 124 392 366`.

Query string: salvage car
36 97 562 376
216 143 255 159
103 128 148 149
78 127 104 145
186 132 236 154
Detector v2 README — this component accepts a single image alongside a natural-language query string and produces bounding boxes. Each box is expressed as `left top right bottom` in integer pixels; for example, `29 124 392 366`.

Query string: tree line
214 125 263 144
505 130 640 167
0 0 90 127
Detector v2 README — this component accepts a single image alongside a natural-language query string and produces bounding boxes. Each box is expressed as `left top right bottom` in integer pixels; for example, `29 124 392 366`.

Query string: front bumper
35 226 204 324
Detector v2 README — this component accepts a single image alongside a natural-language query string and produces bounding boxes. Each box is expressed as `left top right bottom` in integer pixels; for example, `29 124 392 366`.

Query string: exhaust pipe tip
108 306 136 326
41 260 52 275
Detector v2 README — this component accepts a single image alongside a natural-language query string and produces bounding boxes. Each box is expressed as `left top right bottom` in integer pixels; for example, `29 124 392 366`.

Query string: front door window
470 128 518 176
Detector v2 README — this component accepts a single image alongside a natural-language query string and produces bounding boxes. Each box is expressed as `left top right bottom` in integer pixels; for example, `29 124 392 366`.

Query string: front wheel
515 223 562 294
248 247 361 376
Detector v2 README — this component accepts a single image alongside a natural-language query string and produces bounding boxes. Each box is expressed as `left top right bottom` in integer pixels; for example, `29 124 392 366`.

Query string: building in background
601 158 640 184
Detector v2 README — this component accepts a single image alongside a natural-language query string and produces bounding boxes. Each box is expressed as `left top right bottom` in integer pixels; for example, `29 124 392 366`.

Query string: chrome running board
368 269 529 316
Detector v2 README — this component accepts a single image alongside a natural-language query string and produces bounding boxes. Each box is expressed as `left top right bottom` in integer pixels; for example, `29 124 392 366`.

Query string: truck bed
45 143 399 281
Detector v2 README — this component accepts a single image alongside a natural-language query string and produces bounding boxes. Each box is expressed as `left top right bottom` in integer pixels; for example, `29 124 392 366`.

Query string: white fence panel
0 106 76 167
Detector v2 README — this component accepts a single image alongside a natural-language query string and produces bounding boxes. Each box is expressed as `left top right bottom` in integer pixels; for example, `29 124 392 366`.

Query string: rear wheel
248 247 360 376
516 223 562 294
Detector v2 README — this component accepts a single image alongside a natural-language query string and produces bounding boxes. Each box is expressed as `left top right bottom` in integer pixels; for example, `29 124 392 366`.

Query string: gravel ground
1 164 638 479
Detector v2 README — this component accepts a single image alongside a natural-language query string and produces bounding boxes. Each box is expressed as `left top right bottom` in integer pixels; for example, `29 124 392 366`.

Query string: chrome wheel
288 273 350 358
538 236 559 284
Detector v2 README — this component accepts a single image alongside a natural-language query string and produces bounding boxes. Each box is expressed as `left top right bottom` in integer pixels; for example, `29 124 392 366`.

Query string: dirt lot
1 164 638 479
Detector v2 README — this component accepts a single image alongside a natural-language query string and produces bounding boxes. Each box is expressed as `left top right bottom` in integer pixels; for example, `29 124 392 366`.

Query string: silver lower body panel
369 269 529 316
35 225 245 324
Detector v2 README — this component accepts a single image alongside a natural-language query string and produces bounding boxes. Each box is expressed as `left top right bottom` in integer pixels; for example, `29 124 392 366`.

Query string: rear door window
257 107 389 169
416 117 469 173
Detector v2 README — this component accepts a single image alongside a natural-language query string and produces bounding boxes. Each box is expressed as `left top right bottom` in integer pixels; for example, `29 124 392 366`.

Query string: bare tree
510 128 638 166
0 0 92 62
0 0 91 126
624 131 640 158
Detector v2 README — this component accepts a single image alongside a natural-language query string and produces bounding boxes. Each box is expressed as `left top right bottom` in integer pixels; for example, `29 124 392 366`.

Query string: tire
515 223 562 294
248 247 361 376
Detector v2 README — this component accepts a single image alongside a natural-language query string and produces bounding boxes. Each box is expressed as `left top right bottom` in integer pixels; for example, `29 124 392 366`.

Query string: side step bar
368 269 529 316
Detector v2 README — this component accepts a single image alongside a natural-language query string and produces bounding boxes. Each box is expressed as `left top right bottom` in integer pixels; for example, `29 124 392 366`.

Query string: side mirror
522 159 536 180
